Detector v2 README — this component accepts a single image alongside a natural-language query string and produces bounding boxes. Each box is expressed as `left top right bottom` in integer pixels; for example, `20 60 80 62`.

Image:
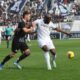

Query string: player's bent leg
24 49 30 56
16 49 30 63
50 49 57 68
0 52 16 70
14 49 30 69
42 45 48 52
1 52 16 65
50 49 56 56
42 45 52 70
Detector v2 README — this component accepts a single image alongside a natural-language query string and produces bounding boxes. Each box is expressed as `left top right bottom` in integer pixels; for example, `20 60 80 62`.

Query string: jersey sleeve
34 19 40 25
18 21 25 29
49 22 57 30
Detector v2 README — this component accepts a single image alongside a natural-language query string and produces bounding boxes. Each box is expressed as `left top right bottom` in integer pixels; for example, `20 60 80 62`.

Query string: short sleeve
49 22 57 30
18 21 25 29
34 19 40 25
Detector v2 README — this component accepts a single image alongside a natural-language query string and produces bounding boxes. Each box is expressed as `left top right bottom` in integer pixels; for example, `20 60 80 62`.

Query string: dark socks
16 53 30 63
7 40 9 48
1 55 12 65
1 52 30 66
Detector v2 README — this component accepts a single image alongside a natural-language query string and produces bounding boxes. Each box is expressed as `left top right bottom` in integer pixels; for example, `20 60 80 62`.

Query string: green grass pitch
0 39 80 80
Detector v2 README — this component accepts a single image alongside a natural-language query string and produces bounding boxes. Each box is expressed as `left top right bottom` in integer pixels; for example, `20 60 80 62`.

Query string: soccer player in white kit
34 14 70 70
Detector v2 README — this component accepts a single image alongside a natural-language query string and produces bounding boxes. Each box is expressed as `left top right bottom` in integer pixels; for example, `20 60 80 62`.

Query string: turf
0 39 80 80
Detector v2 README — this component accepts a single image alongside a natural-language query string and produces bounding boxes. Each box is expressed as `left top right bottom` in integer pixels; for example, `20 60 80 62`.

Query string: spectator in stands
36 0 44 13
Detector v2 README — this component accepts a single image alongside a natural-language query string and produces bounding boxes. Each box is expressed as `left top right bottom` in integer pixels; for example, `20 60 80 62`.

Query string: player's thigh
38 40 48 51
48 40 56 54
42 45 49 52
50 48 56 55
8 35 11 40
20 42 30 55
5 35 8 40
11 40 19 53
6 35 10 40
9 51 16 57
47 40 55 50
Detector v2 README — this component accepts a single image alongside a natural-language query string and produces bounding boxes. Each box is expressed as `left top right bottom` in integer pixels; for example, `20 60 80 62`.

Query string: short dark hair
23 10 31 18
44 14 52 24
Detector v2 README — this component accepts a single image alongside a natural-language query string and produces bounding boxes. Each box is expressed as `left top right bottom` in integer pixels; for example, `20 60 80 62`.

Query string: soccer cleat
0 64 3 70
48 67 52 70
14 62 22 70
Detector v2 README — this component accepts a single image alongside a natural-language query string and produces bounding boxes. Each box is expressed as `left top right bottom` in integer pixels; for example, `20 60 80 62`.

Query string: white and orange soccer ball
67 51 75 59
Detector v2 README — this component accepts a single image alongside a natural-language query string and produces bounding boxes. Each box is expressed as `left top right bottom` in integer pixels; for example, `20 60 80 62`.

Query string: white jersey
35 19 57 40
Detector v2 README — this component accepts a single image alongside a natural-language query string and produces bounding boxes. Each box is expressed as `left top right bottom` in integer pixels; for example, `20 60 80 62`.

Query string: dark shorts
11 39 29 53
5 35 11 40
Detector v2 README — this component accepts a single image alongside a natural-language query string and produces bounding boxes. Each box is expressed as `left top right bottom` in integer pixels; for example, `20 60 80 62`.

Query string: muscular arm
14 25 33 33
54 28 70 35
22 21 36 33
22 27 33 33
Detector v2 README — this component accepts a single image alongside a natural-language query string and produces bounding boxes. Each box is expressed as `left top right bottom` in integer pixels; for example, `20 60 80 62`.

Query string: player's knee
24 49 30 56
42 46 48 52
50 49 56 55
10 52 16 57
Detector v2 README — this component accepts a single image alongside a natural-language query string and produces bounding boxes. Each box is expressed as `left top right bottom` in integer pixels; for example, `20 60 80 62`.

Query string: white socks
52 55 56 68
53 55 56 61
44 51 52 70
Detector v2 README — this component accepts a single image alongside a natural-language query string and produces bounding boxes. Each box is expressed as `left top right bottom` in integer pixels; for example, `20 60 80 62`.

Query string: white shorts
38 39 55 50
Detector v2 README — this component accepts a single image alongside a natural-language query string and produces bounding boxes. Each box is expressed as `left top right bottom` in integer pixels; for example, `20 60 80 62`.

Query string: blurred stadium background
0 0 80 40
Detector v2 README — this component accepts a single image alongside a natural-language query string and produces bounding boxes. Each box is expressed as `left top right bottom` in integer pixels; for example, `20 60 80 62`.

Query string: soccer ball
67 51 75 59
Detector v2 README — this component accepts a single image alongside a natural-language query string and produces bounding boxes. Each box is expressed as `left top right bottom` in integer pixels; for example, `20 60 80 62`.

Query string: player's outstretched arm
55 28 71 35
22 21 37 33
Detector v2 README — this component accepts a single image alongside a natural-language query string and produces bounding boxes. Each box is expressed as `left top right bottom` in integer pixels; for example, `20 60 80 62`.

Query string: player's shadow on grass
5 66 50 71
